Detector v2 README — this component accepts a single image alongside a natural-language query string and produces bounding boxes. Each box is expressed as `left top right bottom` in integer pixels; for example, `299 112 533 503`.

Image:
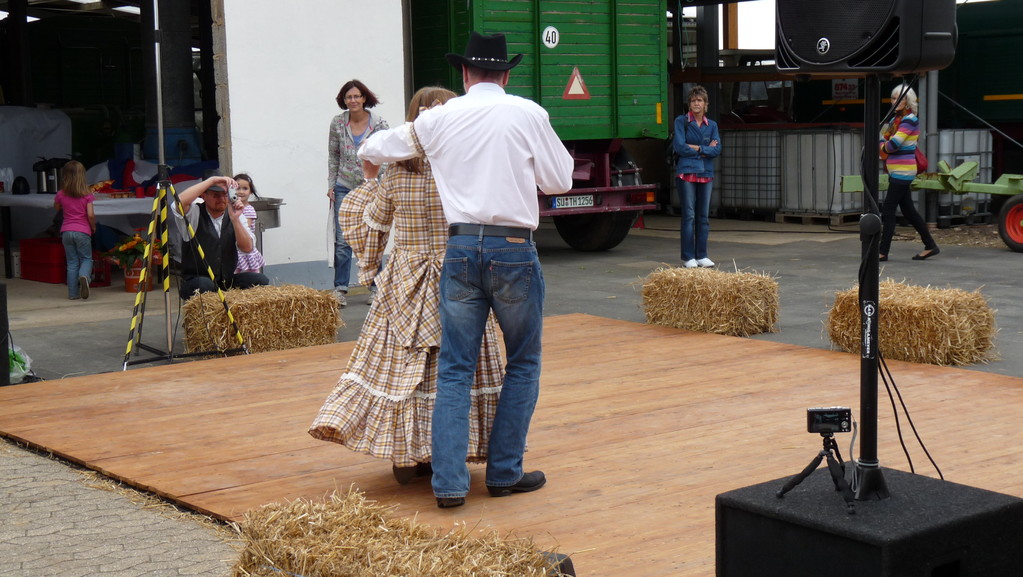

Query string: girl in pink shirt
53 161 96 299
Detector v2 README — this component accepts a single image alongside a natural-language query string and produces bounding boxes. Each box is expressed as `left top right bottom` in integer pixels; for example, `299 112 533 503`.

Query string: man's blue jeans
332 184 353 291
431 234 545 498
678 178 713 261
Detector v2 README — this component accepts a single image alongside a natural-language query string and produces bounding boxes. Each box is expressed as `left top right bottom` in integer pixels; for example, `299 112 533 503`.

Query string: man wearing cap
172 173 270 299
359 31 574 509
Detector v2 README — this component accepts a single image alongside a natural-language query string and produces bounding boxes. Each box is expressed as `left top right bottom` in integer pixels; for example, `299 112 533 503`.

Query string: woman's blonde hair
398 86 458 174
60 160 89 199
687 85 709 104
891 84 918 114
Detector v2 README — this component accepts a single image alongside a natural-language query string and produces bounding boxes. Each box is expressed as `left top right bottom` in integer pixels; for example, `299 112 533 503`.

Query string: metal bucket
249 197 285 253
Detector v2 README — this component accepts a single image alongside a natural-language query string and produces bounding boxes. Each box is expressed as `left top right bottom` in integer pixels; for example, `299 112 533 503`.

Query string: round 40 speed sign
543 26 559 49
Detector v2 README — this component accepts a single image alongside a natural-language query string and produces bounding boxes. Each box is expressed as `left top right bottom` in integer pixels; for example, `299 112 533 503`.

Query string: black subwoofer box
717 467 1023 576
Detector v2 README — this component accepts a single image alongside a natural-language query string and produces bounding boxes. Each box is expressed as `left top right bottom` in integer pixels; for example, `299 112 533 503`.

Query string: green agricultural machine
843 161 1023 252
410 0 669 251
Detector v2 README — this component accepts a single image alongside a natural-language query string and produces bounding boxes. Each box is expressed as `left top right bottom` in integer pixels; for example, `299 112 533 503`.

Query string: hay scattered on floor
231 489 564 577
78 469 239 541
826 279 998 366
641 266 779 336
1 438 238 542
183 284 343 354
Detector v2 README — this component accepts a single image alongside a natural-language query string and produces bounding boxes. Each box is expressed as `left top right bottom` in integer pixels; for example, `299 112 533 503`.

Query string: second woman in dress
309 86 504 484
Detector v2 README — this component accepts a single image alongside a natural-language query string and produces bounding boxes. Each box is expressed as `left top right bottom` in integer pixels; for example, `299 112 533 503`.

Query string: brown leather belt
448 223 533 241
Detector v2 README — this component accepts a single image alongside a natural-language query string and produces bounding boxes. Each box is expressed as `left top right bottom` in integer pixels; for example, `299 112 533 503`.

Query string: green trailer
410 0 669 250
842 161 1023 252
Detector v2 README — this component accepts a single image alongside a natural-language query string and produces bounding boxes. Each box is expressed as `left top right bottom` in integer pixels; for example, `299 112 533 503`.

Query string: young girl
232 173 266 273
53 160 96 300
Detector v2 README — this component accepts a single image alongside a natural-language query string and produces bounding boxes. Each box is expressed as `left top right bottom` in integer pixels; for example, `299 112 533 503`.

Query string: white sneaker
697 258 716 268
683 259 698 269
334 289 347 307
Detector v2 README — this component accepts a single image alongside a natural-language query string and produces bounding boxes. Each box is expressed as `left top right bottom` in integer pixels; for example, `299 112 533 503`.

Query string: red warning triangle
562 67 591 100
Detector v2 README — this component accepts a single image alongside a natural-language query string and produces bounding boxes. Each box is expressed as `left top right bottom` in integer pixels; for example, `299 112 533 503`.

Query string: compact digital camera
806 407 852 434
228 185 238 203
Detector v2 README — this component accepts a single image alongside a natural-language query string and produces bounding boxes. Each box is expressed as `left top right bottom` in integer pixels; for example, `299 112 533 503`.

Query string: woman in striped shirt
879 84 939 261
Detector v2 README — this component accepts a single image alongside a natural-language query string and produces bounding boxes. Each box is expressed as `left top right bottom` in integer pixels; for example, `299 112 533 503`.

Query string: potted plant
104 230 162 291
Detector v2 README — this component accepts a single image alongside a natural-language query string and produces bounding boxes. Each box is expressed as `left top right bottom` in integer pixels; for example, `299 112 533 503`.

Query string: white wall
219 0 406 276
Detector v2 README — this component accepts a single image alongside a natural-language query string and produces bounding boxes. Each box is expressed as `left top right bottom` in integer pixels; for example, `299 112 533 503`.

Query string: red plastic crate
20 237 66 284
21 259 65 284
91 252 111 287
19 238 110 286
20 237 65 262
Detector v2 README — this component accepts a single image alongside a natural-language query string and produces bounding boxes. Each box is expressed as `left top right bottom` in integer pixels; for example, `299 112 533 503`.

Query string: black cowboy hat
445 31 523 71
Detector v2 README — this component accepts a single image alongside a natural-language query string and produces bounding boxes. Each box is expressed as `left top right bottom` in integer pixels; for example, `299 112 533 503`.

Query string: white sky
734 0 776 50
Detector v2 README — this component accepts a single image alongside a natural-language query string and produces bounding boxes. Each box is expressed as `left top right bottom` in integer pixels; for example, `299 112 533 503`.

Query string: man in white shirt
359 31 574 509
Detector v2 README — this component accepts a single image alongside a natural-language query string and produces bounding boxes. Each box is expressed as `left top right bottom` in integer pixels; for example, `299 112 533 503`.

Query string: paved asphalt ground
2 214 1021 576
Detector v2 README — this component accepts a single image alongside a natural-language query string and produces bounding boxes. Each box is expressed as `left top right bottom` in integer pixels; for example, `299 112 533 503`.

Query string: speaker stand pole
855 74 890 501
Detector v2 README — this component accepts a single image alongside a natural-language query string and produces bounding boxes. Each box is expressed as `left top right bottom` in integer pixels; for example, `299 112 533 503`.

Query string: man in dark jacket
172 173 268 299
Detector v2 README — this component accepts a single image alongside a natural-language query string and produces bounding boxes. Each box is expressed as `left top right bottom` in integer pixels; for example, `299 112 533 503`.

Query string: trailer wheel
554 211 639 251
998 194 1023 252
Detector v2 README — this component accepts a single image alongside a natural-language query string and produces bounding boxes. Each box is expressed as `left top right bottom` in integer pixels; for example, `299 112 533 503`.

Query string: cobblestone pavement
0 439 239 577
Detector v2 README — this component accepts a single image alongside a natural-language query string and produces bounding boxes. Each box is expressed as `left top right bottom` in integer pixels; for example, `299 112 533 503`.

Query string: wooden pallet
775 211 861 226
3 314 1023 577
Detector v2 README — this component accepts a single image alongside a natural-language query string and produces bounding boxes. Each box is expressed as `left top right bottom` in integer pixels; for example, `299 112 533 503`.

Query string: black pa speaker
717 467 1023 577
775 0 957 77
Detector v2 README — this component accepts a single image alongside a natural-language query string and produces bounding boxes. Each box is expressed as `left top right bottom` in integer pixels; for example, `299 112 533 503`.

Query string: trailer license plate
553 195 594 209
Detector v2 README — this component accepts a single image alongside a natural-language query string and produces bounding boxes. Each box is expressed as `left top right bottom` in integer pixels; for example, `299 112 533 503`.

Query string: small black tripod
777 433 856 514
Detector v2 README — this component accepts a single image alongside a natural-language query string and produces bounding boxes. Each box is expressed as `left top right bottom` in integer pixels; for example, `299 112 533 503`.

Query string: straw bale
826 279 998 366
231 489 566 577
641 266 779 337
183 284 343 354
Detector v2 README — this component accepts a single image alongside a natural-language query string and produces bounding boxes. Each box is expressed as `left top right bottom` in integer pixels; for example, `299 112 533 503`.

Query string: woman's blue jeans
678 178 713 261
431 234 545 498
62 231 92 298
332 184 352 291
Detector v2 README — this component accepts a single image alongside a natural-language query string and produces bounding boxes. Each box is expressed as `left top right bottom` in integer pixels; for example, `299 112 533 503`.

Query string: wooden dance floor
3 314 1023 576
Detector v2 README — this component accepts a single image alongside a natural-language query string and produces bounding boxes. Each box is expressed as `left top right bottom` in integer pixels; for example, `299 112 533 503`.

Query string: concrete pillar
920 71 940 225
209 0 231 173
696 6 722 125
140 0 202 164
3 0 32 106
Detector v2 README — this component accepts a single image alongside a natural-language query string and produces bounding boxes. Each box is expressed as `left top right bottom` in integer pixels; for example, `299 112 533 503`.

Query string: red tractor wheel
998 194 1023 252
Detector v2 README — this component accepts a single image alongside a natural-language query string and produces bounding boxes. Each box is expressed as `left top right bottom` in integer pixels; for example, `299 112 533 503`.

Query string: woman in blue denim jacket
673 85 722 268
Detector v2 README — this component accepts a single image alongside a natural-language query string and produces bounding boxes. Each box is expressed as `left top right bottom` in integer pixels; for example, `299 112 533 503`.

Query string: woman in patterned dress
309 87 504 484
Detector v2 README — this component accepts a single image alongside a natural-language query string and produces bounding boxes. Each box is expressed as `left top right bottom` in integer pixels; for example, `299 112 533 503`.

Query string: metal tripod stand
120 0 247 369
777 433 856 514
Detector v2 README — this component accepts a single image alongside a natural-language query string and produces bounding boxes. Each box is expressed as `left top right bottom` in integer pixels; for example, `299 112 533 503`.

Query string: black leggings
879 178 937 256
